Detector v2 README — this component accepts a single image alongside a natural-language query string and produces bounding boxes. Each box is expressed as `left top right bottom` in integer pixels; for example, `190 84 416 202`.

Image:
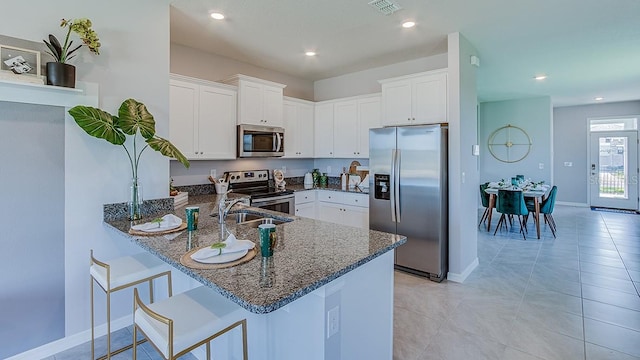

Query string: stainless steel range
224 169 295 215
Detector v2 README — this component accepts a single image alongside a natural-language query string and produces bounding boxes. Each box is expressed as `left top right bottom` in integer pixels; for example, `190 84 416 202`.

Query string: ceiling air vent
368 0 402 15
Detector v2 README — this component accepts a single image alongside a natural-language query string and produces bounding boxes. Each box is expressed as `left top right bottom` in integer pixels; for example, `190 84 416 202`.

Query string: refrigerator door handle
395 149 401 222
390 149 397 223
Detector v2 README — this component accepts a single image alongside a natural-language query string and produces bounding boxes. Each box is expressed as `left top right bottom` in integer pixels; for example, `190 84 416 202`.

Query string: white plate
138 223 182 233
192 249 249 264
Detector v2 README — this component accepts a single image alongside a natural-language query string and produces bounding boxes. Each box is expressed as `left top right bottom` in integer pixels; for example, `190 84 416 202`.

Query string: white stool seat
90 252 168 290
134 286 246 359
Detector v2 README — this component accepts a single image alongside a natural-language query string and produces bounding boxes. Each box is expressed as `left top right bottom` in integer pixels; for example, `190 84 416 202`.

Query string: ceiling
170 0 640 107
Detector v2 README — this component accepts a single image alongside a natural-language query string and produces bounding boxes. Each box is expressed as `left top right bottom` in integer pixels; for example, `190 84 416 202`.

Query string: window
589 117 638 132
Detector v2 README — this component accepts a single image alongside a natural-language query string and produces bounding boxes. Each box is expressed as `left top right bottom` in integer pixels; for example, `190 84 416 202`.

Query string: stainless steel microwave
237 124 285 157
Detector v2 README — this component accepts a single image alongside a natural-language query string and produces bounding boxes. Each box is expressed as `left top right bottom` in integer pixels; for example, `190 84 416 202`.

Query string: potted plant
43 18 100 88
68 98 190 220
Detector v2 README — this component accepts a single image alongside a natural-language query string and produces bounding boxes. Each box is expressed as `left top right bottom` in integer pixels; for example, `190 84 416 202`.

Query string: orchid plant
43 18 100 63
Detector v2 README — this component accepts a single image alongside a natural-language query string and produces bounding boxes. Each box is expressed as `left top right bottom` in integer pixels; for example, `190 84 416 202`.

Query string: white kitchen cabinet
314 102 334 157
169 76 237 160
315 94 380 159
295 190 316 218
222 74 286 127
283 97 314 158
379 70 447 126
316 191 369 229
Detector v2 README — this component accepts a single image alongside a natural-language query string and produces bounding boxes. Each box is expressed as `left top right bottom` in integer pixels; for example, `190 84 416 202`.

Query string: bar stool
90 250 172 359
133 286 248 360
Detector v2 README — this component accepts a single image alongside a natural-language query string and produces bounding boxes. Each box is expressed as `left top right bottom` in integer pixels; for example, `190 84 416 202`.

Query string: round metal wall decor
487 124 532 163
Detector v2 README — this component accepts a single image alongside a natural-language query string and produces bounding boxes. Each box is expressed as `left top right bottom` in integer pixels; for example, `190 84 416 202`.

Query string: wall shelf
0 78 98 108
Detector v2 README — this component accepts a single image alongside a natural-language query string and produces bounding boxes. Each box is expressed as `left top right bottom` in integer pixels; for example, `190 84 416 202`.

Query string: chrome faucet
217 190 244 224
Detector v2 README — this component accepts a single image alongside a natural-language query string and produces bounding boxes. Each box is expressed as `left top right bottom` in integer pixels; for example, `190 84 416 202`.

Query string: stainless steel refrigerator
369 124 448 282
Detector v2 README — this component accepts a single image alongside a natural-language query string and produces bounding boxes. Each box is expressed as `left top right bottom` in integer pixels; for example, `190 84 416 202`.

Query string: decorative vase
129 178 143 220
46 62 76 88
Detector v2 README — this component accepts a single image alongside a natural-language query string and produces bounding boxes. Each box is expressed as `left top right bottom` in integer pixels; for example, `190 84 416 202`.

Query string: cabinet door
297 102 315 157
283 101 298 157
295 202 316 219
198 85 237 159
238 81 263 125
357 96 381 158
169 80 198 159
412 73 447 125
317 202 343 224
314 103 334 157
381 79 412 126
262 85 284 126
333 100 358 158
344 205 369 229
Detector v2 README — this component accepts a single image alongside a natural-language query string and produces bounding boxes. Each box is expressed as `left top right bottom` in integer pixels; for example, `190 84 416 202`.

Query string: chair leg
106 290 111 359
546 214 557 238
493 214 506 236
206 341 211 360
241 319 249 360
132 326 138 360
91 277 95 360
518 216 526 240
478 208 489 228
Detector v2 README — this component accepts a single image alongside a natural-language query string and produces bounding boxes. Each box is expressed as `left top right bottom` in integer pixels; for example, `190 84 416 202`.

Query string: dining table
484 182 551 239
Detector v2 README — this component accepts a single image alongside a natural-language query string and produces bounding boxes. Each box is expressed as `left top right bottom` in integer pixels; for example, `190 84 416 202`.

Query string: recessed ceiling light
210 13 225 20
402 21 415 28
305 51 316 57
534 75 547 80
594 97 604 101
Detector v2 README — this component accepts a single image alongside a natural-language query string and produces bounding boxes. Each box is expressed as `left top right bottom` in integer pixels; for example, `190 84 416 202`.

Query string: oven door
251 194 295 215
238 124 285 157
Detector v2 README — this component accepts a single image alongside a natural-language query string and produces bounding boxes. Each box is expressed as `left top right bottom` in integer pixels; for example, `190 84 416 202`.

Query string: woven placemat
180 246 257 269
128 222 187 236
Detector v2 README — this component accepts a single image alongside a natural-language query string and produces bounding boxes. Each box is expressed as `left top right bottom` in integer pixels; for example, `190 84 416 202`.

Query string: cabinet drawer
343 193 369 208
295 190 316 204
317 190 343 203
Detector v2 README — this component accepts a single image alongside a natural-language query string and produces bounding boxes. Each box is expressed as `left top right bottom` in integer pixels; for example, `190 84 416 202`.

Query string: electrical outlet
327 306 339 338
538 163 544 170
564 162 573 167
210 169 217 178
282 166 287 173
327 166 332 174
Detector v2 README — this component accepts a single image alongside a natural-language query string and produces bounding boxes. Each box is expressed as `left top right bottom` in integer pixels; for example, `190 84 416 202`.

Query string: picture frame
0 44 43 84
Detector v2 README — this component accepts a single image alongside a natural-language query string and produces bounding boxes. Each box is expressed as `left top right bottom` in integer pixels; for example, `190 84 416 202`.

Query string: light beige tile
446 296 518 344
501 347 545 360
584 318 640 357
507 320 585 360
516 302 584 339
585 342 640 360
394 307 441 354
421 322 506 360
583 299 640 332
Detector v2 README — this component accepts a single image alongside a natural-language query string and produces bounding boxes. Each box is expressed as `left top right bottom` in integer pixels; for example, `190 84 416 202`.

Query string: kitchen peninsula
105 194 405 359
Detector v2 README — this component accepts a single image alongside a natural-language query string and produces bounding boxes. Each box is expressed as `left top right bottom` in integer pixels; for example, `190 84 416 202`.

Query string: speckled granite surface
103 198 175 222
104 194 405 314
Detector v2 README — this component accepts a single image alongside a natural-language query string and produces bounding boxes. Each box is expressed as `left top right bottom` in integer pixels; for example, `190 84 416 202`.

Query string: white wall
479 97 553 184
171 43 315 100
0 0 181 353
313 53 447 101
554 100 640 204
447 33 479 282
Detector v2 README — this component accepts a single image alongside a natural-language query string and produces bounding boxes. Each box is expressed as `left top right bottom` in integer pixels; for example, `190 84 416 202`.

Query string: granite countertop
104 194 405 314
286 183 369 194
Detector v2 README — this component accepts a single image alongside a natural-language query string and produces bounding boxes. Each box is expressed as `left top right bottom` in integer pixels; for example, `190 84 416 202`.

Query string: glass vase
129 178 143 220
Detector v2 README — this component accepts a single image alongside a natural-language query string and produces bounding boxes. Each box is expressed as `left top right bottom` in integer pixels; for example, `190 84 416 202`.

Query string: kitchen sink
233 212 264 223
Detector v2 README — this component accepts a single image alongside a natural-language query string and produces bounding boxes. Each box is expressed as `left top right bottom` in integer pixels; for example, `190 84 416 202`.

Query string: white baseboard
447 257 479 283
556 201 589 207
5 316 131 360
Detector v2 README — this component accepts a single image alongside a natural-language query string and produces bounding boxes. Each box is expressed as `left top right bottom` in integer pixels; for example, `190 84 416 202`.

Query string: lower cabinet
295 191 317 219
316 191 369 229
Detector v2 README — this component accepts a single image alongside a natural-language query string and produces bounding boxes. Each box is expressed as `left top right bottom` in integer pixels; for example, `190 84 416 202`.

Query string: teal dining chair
526 186 558 238
494 189 529 240
478 182 491 229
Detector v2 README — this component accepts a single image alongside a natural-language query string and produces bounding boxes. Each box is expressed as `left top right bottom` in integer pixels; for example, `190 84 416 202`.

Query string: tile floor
48 205 640 360
394 205 640 360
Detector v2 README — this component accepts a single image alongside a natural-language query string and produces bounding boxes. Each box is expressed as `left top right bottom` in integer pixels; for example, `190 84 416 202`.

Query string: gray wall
171 43 315 100
553 100 640 204
479 97 553 184
0 102 65 358
313 53 448 101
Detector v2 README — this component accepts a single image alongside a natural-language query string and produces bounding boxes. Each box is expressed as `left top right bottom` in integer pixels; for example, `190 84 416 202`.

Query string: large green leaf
146 136 190 168
68 106 126 145
117 98 156 139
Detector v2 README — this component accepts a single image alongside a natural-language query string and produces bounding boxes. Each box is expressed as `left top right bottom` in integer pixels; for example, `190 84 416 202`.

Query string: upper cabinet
283 97 314 158
221 74 286 127
315 94 380 159
169 75 237 160
379 69 447 126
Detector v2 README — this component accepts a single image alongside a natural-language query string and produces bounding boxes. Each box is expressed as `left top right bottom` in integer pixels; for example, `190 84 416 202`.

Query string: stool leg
132 325 138 360
149 279 154 303
241 319 248 360
206 342 211 360
91 277 95 360
106 289 111 359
